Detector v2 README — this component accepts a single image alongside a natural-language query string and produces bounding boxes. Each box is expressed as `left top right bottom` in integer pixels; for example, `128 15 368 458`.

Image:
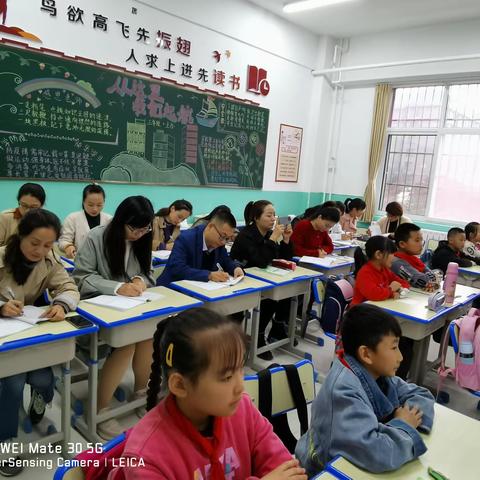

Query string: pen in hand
216 263 224 272
2 287 24 317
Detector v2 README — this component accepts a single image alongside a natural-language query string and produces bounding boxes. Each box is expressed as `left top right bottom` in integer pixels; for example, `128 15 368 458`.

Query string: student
329 201 346 240
152 199 192 251
157 210 243 286
391 223 439 291
58 184 112 258
431 227 476 274
109 308 307 480
463 221 480 260
352 236 412 379
191 204 231 228
0 209 79 477
296 304 434 475
73 196 155 440
339 198 366 234
291 206 340 258
0 183 46 247
352 236 409 306
377 202 411 234
230 200 294 360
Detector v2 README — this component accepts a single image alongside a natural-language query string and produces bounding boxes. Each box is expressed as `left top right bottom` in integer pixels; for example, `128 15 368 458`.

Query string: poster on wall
275 124 302 183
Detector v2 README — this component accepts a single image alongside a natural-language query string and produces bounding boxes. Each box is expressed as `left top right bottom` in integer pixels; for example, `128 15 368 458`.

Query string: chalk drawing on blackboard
196 97 218 128
15 79 101 108
101 152 200 185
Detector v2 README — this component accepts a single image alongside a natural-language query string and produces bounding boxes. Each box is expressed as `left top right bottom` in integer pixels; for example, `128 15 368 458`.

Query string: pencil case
272 259 296 271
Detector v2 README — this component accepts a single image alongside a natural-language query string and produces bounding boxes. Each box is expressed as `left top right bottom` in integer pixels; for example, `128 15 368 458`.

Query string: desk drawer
0 339 75 377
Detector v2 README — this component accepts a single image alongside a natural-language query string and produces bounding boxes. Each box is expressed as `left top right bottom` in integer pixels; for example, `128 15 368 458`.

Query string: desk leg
409 337 430 385
247 301 261 368
281 295 308 359
86 331 98 439
61 361 71 453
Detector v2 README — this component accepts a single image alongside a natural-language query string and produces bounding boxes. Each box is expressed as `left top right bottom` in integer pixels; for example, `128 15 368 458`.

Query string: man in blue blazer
157 210 243 286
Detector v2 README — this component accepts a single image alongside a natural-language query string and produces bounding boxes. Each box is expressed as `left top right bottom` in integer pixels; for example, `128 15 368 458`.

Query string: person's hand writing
0 299 24 317
209 271 230 282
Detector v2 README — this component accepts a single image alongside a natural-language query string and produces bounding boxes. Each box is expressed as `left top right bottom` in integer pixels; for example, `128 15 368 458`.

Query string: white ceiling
246 0 480 37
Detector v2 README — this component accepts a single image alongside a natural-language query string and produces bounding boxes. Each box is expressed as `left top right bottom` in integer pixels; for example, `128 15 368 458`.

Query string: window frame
377 81 480 226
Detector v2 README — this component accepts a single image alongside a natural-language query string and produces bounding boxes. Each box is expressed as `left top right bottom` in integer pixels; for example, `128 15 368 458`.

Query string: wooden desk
75 286 202 441
325 404 480 480
458 265 480 288
368 284 480 384
312 472 340 480
245 266 321 365
0 314 98 453
170 276 272 369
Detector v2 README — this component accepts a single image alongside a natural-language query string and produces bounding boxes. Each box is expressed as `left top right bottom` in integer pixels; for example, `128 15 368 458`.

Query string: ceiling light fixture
283 0 357 14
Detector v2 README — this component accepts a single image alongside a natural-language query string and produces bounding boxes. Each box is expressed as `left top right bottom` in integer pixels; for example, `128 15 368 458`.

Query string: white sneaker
131 389 147 419
97 409 124 440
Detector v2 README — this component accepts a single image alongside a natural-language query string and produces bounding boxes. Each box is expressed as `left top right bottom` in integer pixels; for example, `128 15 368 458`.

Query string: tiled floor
5 319 480 479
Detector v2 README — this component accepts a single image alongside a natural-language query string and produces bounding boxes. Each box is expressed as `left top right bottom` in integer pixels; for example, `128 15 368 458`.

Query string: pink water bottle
443 262 459 306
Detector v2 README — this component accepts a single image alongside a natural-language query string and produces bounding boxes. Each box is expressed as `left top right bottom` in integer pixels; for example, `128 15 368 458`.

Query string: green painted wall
0 179 321 222
1 180 453 233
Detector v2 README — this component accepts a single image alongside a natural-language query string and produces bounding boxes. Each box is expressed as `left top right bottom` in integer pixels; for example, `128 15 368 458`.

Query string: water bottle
443 262 459 306
459 340 475 365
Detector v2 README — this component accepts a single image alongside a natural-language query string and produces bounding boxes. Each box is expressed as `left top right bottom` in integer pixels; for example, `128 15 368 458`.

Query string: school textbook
83 291 164 311
0 305 48 339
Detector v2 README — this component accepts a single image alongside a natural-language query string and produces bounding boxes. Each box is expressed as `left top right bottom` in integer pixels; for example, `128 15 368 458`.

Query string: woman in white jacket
59 184 111 258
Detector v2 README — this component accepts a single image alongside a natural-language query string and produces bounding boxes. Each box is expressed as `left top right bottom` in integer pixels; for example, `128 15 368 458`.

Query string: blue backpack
317 277 354 334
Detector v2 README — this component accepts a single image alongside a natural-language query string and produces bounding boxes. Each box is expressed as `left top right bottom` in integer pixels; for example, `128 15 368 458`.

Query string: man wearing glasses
157 210 243 286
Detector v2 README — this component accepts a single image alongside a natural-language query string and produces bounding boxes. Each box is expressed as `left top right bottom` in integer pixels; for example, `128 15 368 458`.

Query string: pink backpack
438 308 480 392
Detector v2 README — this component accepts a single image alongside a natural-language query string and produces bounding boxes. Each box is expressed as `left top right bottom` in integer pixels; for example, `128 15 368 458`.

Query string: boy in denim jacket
295 304 434 475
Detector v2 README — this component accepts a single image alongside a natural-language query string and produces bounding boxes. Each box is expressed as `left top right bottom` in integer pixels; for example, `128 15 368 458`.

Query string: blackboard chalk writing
0 43 268 187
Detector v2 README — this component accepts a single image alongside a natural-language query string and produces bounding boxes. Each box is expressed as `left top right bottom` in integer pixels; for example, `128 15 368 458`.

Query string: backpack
438 308 480 393
318 277 354 335
420 248 433 269
257 363 308 453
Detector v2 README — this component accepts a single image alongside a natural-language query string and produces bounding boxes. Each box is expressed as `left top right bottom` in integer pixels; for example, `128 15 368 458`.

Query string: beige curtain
363 84 393 222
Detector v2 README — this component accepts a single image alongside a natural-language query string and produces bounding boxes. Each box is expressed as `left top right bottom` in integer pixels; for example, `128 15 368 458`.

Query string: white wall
5 0 331 193
330 18 480 197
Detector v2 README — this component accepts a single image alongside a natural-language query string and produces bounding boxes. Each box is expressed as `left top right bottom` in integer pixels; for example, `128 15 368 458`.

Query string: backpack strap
257 365 275 420
283 364 309 435
436 318 457 399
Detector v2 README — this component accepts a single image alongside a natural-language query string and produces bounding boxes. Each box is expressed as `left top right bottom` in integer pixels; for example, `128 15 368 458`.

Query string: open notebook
83 291 164 311
151 250 171 260
0 305 48 339
183 275 244 291
300 255 352 267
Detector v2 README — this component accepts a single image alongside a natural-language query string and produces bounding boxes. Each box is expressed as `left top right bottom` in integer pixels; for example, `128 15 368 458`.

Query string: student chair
427 238 439 252
244 359 315 415
437 319 480 410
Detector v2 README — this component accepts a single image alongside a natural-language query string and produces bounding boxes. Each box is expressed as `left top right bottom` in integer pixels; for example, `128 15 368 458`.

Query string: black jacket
431 240 475 273
230 223 293 269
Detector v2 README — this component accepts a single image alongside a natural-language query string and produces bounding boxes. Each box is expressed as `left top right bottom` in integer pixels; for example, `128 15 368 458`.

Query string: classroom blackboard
0 43 269 188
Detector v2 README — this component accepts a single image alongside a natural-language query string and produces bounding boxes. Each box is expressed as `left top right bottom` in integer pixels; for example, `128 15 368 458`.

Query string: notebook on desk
0 306 48 339
300 255 351 267
183 275 245 291
83 291 164 311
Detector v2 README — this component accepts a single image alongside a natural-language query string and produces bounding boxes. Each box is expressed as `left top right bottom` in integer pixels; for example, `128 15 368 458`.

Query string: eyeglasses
127 224 152 235
19 201 41 210
212 223 234 243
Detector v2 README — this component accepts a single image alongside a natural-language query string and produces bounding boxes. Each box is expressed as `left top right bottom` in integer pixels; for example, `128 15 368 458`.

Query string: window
379 84 480 223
